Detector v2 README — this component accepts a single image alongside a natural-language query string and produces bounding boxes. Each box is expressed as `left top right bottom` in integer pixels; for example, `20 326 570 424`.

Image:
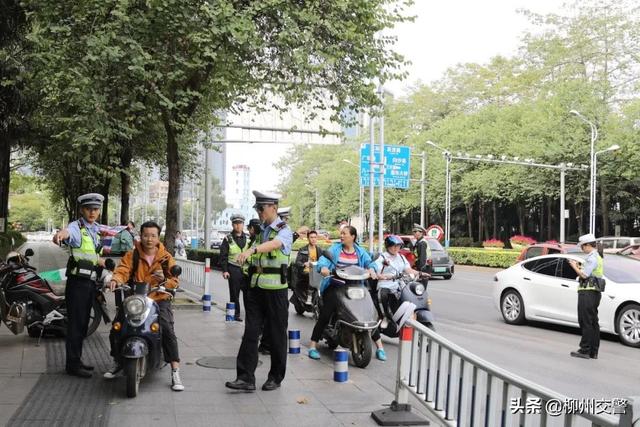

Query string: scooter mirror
170 265 182 277
24 248 34 257
104 258 116 271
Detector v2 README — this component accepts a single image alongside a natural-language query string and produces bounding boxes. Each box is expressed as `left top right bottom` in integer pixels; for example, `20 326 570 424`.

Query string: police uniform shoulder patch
276 222 287 230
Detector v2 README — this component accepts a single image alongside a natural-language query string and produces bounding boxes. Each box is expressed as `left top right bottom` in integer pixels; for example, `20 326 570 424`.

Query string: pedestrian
110 221 136 255
53 193 107 378
105 221 185 391
174 231 187 258
568 233 605 359
412 224 431 286
220 214 249 322
308 226 387 361
225 191 293 392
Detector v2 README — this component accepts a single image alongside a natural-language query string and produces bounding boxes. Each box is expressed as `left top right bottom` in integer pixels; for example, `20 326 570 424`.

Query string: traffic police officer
412 224 432 284
220 213 249 321
226 191 293 392
53 193 106 378
246 218 271 354
569 233 605 359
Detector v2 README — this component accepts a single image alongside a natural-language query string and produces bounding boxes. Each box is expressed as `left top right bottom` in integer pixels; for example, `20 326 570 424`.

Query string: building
228 165 251 211
149 180 168 203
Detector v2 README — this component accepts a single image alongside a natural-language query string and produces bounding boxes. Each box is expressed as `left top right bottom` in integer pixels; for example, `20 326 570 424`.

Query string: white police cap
230 213 245 223
77 193 104 208
253 191 281 208
277 206 291 218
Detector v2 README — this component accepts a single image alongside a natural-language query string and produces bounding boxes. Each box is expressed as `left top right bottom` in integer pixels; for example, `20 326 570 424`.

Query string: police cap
230 213 245 224
78 193 104 208
277 206 291 218
412 223 427 233
252 190 281 208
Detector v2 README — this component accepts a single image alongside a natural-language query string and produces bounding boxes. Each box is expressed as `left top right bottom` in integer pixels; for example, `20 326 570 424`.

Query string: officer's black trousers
236 287 288 384
227 265 245 319
65 276 95 370
577 290 601 355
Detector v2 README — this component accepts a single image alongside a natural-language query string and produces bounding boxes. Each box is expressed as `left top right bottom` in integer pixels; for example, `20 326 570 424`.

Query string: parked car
515 243 581 263
209 233 225 250
597 236 640 254
617 244 640 260
493 253 640 347
398 235 454 280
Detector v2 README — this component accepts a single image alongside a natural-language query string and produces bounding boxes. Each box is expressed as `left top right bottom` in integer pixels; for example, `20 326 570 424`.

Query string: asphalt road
22 241 640 402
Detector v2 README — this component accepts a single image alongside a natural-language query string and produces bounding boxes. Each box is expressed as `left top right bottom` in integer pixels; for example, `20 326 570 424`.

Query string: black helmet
384 235 403 248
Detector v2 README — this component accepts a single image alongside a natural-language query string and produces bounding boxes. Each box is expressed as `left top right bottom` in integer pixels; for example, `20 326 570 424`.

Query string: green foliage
186 248 221 268
448 248 519 268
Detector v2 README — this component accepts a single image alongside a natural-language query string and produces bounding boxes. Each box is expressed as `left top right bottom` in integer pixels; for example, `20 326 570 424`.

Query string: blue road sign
360 144 411 189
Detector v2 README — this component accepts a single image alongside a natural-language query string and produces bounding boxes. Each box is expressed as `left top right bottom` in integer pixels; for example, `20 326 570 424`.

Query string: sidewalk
2 301 408 427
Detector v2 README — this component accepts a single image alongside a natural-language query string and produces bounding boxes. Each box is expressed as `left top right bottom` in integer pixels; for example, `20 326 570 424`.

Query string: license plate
433 267 447 273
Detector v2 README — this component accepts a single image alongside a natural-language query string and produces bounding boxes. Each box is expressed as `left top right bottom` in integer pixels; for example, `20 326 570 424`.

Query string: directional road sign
360 144 411 189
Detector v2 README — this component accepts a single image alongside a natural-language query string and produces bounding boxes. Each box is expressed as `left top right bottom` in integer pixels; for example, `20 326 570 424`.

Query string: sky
225 0 567 200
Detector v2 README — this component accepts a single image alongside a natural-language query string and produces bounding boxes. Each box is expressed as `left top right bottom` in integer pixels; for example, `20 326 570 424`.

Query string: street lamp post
570 110 598 234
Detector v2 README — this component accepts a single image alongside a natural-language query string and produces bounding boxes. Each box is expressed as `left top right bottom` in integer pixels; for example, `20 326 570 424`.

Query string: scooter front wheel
125 358 143 398
351 332 372 369
86 300 102 337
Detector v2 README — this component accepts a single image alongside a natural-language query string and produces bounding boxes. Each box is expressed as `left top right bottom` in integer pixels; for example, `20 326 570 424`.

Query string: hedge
186 248 222 269
0 231 26 259
447 247 520 268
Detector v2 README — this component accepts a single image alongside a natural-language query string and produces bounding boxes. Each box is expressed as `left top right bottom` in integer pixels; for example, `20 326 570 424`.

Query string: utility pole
378 85 385 253
368 115 375 252
204 146 212 249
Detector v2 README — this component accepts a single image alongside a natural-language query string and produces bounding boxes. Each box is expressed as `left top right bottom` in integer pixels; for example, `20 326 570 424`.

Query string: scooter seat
48 280 66 296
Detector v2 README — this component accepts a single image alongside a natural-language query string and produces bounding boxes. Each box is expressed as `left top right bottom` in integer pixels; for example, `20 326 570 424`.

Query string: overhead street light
570 109 599 234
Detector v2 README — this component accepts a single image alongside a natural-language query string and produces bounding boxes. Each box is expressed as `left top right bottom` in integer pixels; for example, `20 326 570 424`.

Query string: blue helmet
384 235 403 248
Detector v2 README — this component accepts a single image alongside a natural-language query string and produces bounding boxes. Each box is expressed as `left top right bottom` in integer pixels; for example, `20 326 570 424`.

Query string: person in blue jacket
307 225 387 361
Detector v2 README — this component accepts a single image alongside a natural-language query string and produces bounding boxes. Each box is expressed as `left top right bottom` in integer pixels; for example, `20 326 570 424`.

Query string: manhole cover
196 356 262 369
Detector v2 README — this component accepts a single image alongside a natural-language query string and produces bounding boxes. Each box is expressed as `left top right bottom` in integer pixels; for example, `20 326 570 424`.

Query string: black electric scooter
318 251 380 369
378 273 435 338
289 263 319 318
109 265 181 397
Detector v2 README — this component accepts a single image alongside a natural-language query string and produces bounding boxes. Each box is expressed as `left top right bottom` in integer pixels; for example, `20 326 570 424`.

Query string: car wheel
616 304 640 348
501 289 525 325
443 274 452 280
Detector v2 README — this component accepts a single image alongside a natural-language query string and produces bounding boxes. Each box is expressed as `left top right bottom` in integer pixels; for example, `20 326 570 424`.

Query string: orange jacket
112 241 179 302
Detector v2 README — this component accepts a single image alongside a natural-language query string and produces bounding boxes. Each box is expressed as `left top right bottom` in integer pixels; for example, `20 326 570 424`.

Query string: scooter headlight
346 287 365 300
412 283 425 296
124 296 146 316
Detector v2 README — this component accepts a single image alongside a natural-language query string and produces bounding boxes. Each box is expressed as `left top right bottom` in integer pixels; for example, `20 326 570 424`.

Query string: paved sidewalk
1 302 415 427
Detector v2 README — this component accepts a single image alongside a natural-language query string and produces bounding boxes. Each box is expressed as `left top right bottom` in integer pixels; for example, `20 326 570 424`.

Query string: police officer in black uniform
53 193 106 378
412 224 431 288
225 191 293 392
220 213 249 322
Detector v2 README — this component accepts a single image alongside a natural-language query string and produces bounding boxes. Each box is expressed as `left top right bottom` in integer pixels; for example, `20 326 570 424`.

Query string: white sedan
493 253 640 347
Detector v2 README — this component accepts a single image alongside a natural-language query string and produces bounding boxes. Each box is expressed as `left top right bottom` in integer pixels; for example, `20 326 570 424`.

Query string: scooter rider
308 226 387 361
105 221 184 391
372 235 428 329
220 213 249 322
53 193 107 378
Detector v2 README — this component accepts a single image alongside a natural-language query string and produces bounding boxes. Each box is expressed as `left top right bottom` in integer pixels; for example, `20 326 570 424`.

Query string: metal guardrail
176 259 205 290
373 319 639 427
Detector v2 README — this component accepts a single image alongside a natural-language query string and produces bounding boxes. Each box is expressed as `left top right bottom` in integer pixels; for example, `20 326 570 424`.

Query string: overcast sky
226 0 566 199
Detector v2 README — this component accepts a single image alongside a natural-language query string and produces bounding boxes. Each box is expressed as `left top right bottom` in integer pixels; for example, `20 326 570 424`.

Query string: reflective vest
227 234 249 268
69 223 99 276
250 227 289 290
242 237 258 277
578 253 604 291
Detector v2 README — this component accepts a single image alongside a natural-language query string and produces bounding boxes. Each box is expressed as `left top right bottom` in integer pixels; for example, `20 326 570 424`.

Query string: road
22 241 640 402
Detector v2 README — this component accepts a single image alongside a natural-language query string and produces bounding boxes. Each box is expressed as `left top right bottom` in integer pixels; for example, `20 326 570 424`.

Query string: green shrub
0 231 26 259
448 247 519 268
186 248 221 269
449 237 480 247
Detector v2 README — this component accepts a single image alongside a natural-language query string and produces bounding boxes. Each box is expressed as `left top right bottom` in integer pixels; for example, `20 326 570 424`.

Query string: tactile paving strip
8 334 115 427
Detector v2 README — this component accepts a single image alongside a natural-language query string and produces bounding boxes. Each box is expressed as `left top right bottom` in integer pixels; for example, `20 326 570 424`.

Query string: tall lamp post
570 110 598 234
342 159 364 241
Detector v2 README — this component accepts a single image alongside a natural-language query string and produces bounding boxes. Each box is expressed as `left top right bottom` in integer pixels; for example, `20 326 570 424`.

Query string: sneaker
376 349 387 361
171 369 185 391
103 363 122 379
308 348 321 360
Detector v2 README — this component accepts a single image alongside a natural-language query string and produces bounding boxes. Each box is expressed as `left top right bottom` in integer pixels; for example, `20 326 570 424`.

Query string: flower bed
509 235 536 250
482 238 505 249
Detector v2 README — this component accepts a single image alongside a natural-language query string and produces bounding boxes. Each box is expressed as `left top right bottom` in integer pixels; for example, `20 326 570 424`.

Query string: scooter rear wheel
125 358 143 398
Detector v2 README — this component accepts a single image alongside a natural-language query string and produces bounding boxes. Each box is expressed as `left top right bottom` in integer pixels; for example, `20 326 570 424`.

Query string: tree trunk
576 202 584 236
478 202 484 242
517 204 525 235
492 201 497 238
600 185 610 236
547 197 552 241
539 200 545 241
100 177 111 225
0 136 10 232
163 114 179 255
465 203 474 241
119 143 133 225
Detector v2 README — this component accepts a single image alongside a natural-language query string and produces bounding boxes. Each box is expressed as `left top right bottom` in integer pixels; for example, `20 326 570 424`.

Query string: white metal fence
176 259 205 290
373 319 639 427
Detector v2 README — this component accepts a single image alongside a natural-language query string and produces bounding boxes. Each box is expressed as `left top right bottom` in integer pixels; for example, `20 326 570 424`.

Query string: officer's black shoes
590 353 598 359
80 362 94 371
225 379 256 391
261 379 281 391
66 367 93 378
570 350 590 359
235 317 243 322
